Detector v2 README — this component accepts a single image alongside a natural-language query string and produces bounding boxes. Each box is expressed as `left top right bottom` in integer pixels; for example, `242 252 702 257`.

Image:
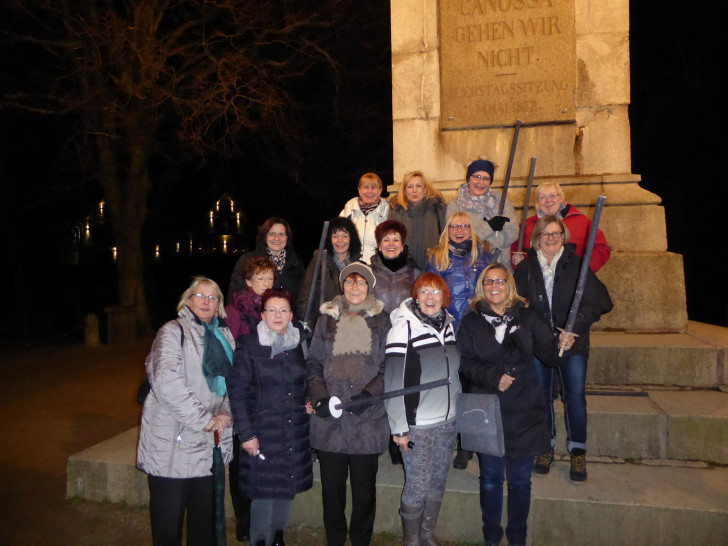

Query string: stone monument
389 0 686 332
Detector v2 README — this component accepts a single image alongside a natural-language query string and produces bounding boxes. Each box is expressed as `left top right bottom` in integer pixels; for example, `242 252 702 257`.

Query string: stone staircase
67 321 728 545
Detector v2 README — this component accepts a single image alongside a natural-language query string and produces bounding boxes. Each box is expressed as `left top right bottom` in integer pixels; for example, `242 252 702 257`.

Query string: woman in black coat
228 288 313 546
227 217 304 305
513 215 613 482
457 263 574 546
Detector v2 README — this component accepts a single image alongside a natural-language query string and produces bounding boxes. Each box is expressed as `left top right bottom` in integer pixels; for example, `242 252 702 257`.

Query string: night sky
0 1 723 342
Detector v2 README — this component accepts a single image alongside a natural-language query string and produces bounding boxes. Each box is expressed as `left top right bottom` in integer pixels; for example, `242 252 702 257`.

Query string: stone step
67 427 728 545
589 321 727 389
554 389 728 464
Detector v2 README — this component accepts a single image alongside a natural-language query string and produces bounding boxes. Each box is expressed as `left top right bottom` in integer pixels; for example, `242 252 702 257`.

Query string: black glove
486 215 510 232
348 391 373 415
314 398 331 418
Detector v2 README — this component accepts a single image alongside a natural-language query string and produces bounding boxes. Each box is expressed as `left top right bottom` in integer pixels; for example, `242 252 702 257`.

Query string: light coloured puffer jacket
137 306 235 478
340 197 390 263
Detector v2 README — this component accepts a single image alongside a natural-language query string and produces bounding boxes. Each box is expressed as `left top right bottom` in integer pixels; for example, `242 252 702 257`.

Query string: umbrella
211 430 226 546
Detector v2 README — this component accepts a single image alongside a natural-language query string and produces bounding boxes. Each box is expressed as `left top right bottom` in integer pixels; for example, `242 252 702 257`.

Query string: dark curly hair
324 216 362 259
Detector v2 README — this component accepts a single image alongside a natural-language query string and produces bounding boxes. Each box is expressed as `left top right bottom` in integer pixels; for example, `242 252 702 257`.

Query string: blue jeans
477 453 535 546
533 353 588 453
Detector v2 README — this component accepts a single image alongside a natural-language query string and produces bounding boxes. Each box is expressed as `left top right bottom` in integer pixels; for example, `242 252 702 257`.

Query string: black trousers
317 450 379 546
147 474 214 546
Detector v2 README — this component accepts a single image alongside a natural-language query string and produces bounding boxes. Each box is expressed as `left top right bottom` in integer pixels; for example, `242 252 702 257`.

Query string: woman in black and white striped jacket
384 272 462 546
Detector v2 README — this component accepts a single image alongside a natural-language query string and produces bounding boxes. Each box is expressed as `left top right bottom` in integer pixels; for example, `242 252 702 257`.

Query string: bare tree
1 0 341 332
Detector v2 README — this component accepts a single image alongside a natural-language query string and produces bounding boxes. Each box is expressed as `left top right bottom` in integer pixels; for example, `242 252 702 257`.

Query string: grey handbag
456 392 505 457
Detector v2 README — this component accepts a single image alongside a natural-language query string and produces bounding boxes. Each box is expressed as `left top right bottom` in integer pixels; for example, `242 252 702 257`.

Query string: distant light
112 247 117 262
155 245 160 260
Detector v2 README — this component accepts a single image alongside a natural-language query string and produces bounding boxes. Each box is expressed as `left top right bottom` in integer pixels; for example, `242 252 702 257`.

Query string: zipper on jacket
168 424 182 475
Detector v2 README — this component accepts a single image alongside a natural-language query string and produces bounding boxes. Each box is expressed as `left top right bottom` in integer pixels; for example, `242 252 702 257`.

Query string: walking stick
516 157 537 252
302 221 330 331
490 120 522 264
328 377 452 418
558 196 606 356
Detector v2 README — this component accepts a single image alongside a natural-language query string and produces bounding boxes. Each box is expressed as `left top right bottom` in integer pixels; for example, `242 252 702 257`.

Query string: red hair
411 272 451 307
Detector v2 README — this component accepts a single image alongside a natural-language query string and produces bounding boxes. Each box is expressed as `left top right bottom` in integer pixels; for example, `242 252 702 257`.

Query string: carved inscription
439 0 575 129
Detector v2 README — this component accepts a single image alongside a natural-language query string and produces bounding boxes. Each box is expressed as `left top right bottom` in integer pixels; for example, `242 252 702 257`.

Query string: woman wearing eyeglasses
384 272 462 545
227 288 312 546
457 264 575 546
513 215 612 483
137 276 235 545
511 183 611 272
306 262 390 546
445 158 519 268
426 211 493 331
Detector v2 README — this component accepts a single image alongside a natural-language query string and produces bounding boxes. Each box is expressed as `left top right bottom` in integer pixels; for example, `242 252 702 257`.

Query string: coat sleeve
384 320 409 435
456 316 503 391
149 322 214 432
306 314 331 403
228 341 260 442
529 311 564 368
570 267 613 336
493 194 519 248
590 227 611 272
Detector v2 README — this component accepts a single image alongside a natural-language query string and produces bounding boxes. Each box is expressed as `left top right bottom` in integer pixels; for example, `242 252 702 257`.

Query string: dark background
0 1 723 345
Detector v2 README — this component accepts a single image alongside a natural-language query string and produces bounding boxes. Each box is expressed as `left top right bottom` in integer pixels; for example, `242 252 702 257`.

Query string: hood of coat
319 294 384 320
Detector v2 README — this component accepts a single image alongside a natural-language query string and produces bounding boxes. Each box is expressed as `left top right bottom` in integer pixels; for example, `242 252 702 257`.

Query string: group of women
136 159 612 546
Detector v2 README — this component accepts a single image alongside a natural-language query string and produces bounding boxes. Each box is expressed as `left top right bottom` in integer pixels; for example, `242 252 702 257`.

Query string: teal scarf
201 316 234 396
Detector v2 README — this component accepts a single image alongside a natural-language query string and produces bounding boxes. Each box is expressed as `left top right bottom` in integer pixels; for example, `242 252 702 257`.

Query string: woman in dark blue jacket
228 288 313 546
426 211 493 330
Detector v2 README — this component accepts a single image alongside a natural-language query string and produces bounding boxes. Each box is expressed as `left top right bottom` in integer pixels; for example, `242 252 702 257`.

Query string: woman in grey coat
137 276 235 546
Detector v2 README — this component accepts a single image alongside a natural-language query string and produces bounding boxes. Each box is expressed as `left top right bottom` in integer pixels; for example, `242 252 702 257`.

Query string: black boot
452 434 472 469
271 530 286 546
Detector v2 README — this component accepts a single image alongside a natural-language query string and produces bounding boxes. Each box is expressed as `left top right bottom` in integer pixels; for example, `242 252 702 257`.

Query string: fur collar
319 294 384 320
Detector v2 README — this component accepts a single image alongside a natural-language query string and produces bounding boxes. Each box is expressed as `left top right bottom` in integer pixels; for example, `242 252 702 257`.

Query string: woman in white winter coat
384 272 462 545
137 276 235 546
340 172 390 263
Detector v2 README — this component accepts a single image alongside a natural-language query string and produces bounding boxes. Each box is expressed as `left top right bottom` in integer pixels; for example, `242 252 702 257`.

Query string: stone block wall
389 0 686 332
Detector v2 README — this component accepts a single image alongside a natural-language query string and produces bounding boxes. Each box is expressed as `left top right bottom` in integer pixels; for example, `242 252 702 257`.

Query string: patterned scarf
267 248 287 271
455 182 499 219
408 299 447 332
333 252 350 271
358 198 381 215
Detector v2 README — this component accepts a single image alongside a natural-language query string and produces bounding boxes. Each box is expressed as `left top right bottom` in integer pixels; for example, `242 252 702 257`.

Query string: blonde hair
427 211 491 271
177 276 227 319
389 170 443 209
358 172 383 190
470 263 528 312
535 183 565 204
